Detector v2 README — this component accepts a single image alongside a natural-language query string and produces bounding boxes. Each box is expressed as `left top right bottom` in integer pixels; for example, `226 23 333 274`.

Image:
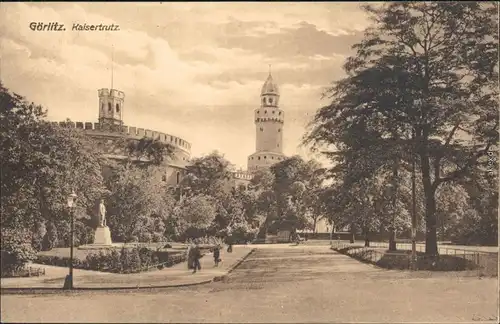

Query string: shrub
152 233 163 243
34 247 187 274
1 228 37 277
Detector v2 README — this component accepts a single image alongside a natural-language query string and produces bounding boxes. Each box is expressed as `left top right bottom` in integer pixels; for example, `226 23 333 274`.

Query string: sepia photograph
0 1 498 323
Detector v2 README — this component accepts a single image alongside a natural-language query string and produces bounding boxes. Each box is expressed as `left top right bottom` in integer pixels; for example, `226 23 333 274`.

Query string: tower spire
111 45 114 90
268 64 271 76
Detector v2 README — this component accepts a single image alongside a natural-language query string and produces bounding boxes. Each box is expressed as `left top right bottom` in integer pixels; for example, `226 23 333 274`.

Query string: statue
98 199 107 227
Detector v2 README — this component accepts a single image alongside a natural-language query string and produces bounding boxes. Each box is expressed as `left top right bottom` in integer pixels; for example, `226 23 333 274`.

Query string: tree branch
433 121 460 181
437 141 493 186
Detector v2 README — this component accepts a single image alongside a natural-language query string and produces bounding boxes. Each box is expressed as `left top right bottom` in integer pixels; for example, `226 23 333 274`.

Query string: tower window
258 156 261 160
260 127 263 131
262 98 265 104
264 156 267 159
108 103 112 112
269 98 273 104
257 110 260 114
278 129 281 133
265 110 267 114
277 144 280 147
272 110 275 114
279 112 282 115
116 104 120 113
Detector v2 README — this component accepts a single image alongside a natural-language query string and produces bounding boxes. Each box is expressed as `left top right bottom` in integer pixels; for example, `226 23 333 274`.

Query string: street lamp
63 191 77 290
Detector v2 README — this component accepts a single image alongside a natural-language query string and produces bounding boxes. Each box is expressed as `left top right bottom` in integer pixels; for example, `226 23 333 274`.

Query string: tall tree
304 2 498 255
1 83 106 248
182 151 233 197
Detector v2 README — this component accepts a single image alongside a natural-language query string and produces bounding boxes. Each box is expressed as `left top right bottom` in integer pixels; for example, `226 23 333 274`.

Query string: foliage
177 195 218 233
304 2 498 254
35 247 185 273
1 228 37 275
254 156 327 233
126 137 176 166
105 166 174 242
182 151 233 197
0 83 107 251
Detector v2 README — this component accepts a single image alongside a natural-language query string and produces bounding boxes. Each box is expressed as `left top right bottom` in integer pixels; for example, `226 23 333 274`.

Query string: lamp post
63 191 77 290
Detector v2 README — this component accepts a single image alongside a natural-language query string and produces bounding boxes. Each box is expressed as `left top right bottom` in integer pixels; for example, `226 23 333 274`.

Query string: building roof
261 73 279 96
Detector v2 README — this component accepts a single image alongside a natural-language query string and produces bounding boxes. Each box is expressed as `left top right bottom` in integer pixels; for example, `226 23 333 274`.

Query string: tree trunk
420 133 439 256
350 222 355 243
424 189 438 255
389 153 399 252
364 229 370 247
388 227 396 251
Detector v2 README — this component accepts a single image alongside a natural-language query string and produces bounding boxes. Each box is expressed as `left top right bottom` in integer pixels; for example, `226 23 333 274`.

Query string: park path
0 246 253 289
3 243 497 323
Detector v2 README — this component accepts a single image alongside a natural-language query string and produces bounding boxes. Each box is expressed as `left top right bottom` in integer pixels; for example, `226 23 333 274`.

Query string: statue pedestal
93 226 112 246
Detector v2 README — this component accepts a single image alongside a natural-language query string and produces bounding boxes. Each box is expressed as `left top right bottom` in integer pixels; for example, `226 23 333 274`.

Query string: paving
0 246 253 290
2 244 497 323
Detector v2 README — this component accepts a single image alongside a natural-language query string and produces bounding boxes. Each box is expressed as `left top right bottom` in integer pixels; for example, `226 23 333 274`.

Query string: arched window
260 127 263 132
108 103 112 112
264 156 267 159
278 129 281 133
279 112 282 115
176 172 180 184
272 110 275 114
116 103 120 113
258 156 261 160
264 110 267 114
269 98 273 104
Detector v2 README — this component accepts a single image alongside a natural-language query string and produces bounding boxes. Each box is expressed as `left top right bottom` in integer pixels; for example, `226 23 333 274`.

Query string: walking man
192 241 202 273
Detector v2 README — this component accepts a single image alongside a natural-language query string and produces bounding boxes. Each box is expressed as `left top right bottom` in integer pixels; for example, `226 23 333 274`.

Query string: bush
34 247 186 274
1 228 37 277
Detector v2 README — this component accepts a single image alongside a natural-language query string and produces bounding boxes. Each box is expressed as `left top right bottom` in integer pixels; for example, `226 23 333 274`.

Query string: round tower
98 88 125 130
247 70 286 172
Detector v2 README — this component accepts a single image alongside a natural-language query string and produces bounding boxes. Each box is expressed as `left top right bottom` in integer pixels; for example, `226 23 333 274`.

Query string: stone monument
93 199 112 246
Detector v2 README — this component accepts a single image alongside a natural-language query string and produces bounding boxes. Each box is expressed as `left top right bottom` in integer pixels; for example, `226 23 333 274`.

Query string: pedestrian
186 241 195 270
213 245 221 267
192 241 202 273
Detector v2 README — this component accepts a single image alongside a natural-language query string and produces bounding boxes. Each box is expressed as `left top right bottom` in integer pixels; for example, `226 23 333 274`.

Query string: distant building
247 70 286 172
57 87 191 188
59 69 287 193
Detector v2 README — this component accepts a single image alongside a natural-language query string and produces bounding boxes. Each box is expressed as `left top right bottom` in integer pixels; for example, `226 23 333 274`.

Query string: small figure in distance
213 244 221 267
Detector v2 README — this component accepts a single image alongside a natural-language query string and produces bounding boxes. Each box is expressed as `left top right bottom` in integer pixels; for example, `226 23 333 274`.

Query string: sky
0 2 375 169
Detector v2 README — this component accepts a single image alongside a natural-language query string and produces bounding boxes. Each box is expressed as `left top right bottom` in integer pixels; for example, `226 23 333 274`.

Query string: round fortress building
56 87 191 188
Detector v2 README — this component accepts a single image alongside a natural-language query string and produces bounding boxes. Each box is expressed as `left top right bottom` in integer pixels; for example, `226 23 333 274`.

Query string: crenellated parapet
98 88 125 99
55 120 192 155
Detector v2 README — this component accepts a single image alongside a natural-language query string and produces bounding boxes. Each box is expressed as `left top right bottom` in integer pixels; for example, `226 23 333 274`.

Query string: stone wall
55 121 192 154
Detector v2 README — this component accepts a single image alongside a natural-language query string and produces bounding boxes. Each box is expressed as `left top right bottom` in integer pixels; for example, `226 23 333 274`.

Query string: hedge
35 247 186 274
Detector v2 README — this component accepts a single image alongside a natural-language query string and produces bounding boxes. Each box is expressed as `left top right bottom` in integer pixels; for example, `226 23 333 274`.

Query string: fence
332 242 498 276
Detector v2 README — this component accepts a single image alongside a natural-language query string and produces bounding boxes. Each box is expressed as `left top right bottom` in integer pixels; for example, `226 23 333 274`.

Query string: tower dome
261 72 280 96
